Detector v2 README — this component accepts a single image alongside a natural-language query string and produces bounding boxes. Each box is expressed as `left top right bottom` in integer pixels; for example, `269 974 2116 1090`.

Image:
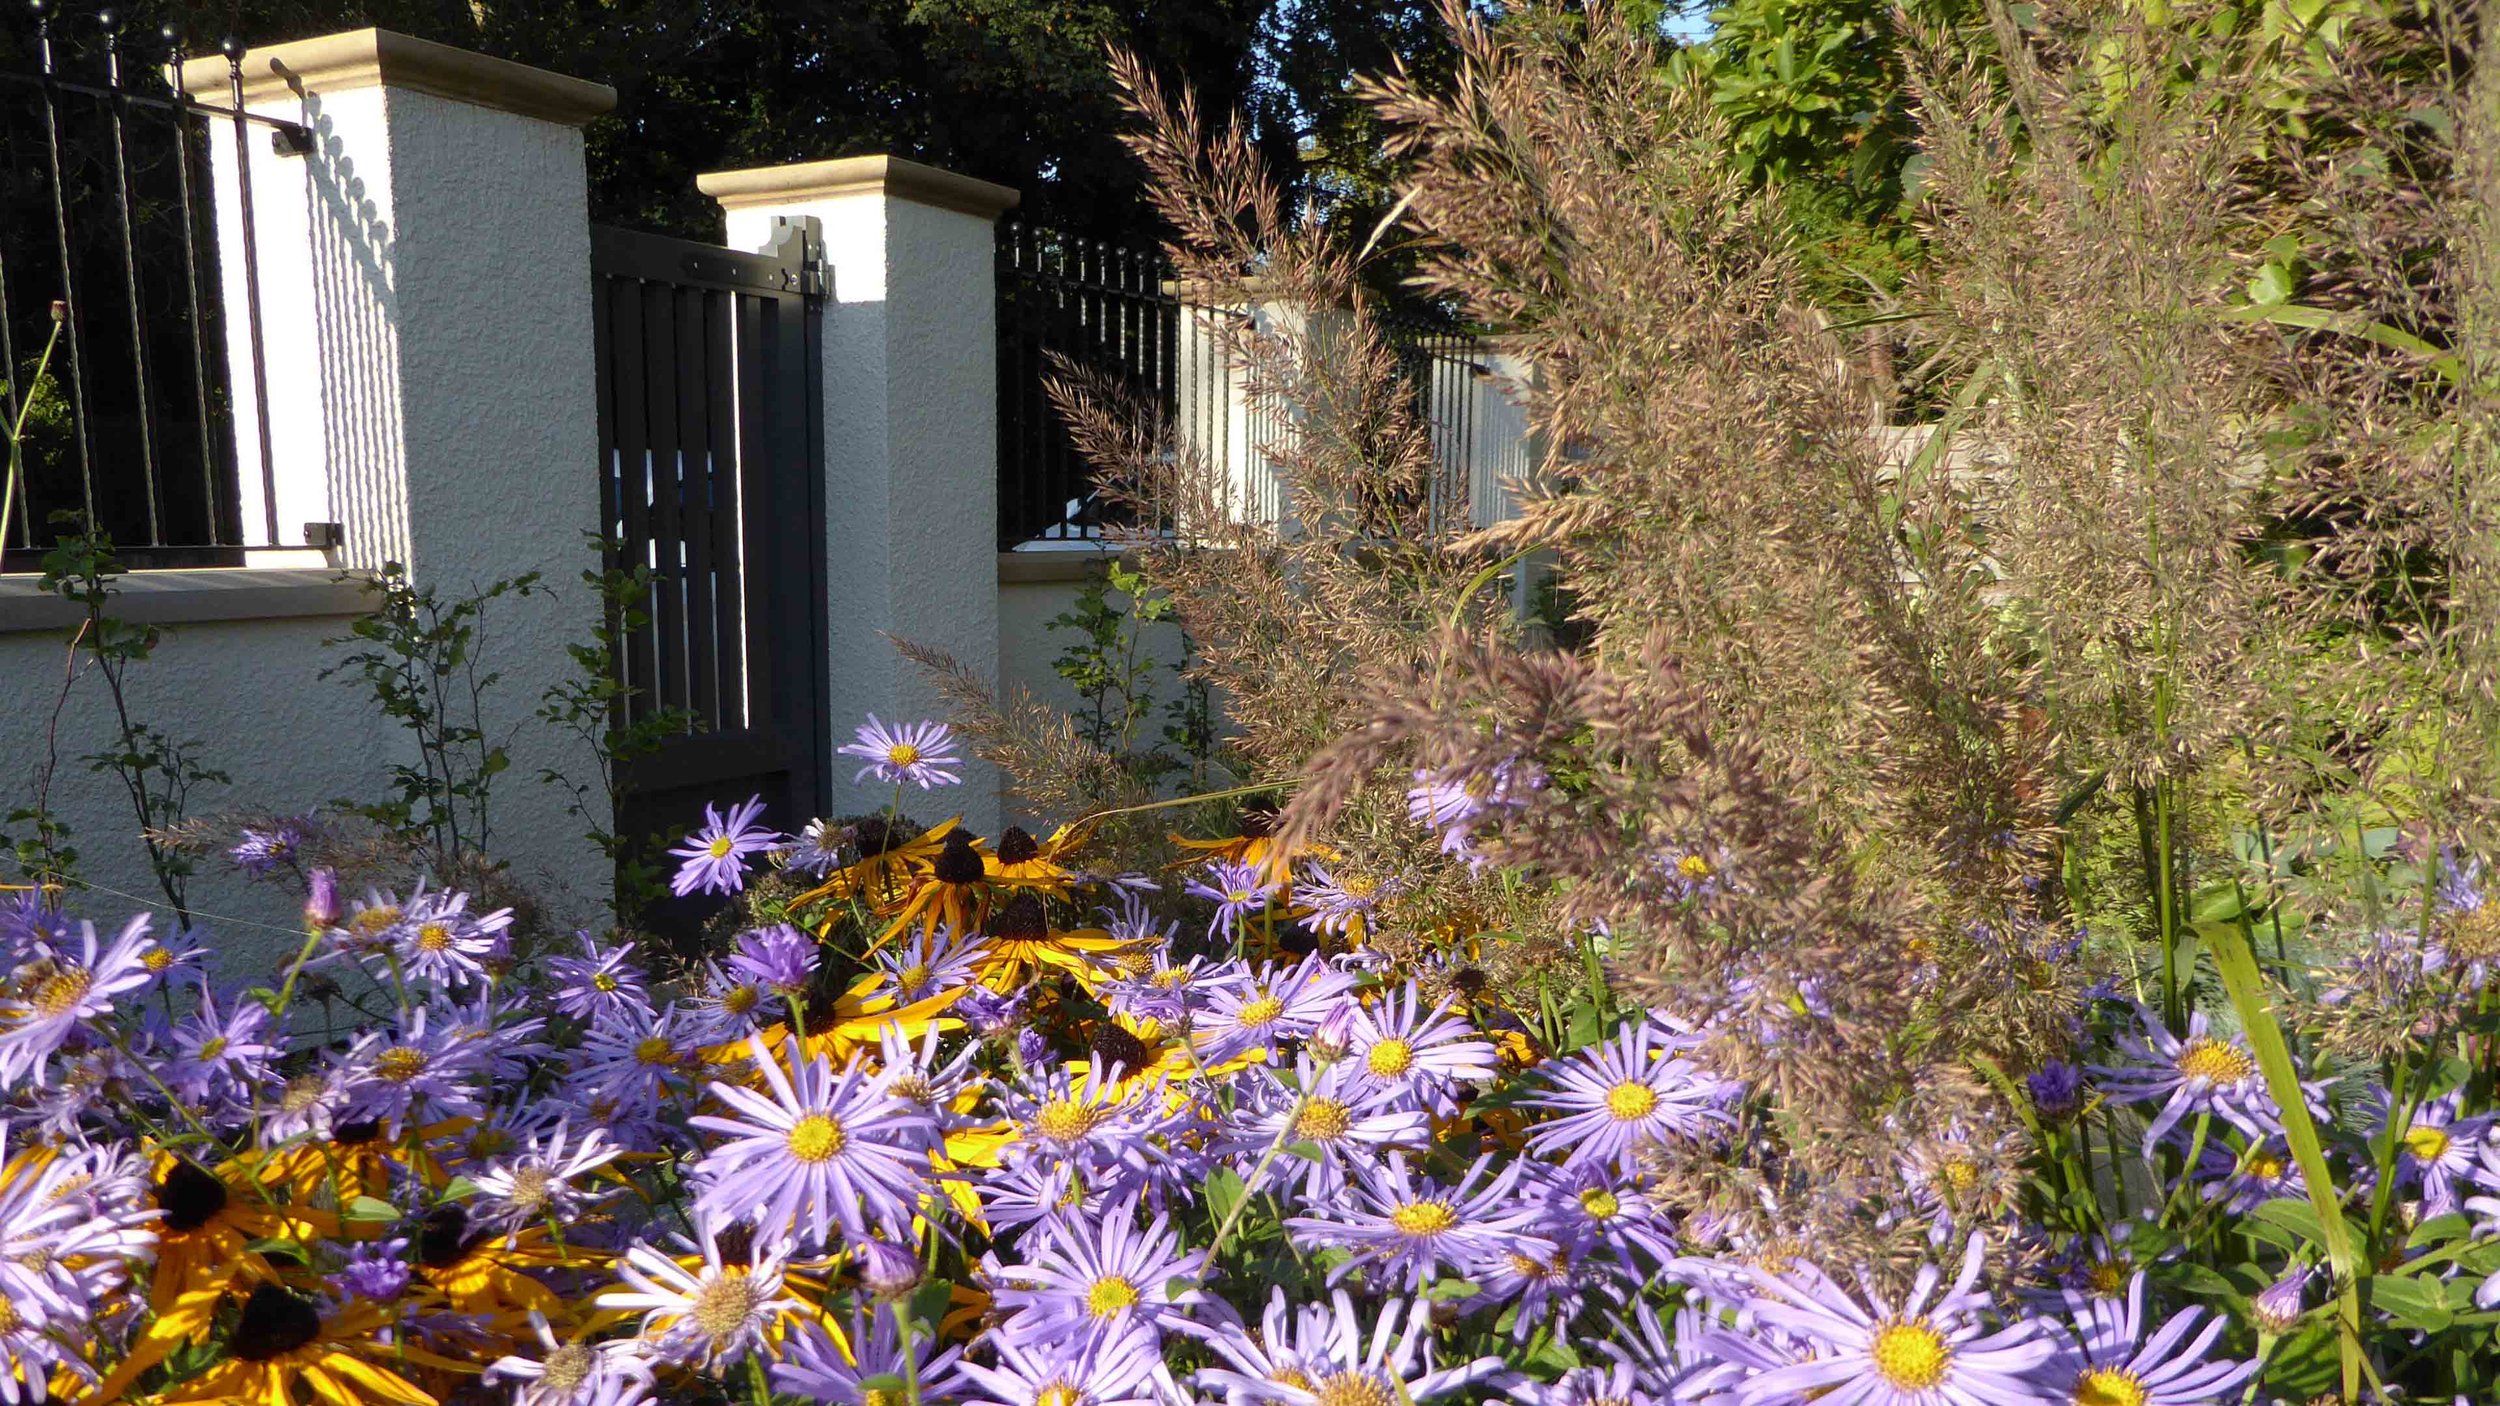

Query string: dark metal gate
590 220 827 917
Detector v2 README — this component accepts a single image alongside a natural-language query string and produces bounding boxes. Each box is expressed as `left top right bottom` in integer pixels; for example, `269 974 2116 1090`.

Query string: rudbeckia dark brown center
1451 967 1489 997
334 1119 382 1146
230 1283 323 1361
997 826 1041 865
853 815 908 858
1238 801 1279 838
156 1158 228 1233
417 1204 475 1267
1090 1023 1149 1077
990 893 1049 942
932 831 985 885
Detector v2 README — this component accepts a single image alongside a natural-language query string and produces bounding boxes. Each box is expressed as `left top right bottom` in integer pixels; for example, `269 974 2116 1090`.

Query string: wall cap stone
699 155 1020 219
0 568 377 634
179 29 615 127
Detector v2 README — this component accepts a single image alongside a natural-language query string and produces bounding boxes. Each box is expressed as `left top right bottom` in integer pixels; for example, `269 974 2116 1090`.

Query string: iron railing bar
222 40 280 546
103 20 164 542
0 68 312 136
164 26 223 545
36 6 99 523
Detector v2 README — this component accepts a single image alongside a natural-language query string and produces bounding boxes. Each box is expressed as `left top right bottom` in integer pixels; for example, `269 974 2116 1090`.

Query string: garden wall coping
0 568 377 634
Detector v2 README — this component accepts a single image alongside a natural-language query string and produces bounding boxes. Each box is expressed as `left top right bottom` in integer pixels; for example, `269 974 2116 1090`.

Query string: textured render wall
0 613 385 973
994 567 1195 826
725 191 1004 835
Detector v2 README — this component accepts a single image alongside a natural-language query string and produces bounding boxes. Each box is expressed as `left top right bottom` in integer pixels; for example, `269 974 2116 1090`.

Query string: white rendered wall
0 48 613 965
720 188 1006 836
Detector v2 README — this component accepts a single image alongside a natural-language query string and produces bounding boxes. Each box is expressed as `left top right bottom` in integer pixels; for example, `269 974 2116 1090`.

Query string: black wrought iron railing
994 220 1505 546
0 4 307 571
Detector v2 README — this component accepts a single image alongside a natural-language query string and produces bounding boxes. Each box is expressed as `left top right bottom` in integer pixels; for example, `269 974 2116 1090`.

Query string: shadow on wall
297 90 409 571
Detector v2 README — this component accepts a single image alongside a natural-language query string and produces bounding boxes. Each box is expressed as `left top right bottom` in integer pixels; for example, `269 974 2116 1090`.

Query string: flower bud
2252 1266 2310 1334
853 1237 923 1300
1308 1000 1357 1064
303 867 342 931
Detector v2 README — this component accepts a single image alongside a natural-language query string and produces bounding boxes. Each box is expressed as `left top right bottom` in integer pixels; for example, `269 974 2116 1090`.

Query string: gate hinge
799 256 829 300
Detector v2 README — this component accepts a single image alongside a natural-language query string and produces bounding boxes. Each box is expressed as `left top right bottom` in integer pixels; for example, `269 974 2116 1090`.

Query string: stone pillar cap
698 155 1019 219
178 28 615 127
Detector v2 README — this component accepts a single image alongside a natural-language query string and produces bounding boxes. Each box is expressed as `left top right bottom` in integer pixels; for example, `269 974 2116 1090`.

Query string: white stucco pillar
182 31 615 912
697 157 1018 834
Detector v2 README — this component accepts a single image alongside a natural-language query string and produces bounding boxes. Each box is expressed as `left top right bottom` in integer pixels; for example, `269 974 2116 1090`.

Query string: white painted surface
719 188 1005 836
0 42 609 967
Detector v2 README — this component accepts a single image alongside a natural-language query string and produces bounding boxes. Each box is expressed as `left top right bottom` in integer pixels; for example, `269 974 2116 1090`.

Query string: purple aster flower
2196 1135 2305 1214
338 1004 504 1132
1405 759 1538 863
598 1214 802 1370
1215 1054 1430 1199
2028 1060 2089 1121
778 818 850 877
1194 955 1357 1064
988 1195 1213 1347
1524 1018 1735 1173
1194 1290 1505 1406
1506 1363 1661 1406
668 795 780 897
1343 981 1497 1115
485 1309 656 1406
330 1236 415 1302
1292 863 1394 937
679 961 773 1045
2047 1272 2257 1406
0 914 157 1088
1286 1152 1548 1291
958 1324 1168 1406
775 1311 963 1406
727 923 819 1002
690 1033 937 1248
1473 1238 1598 1339
2091 1007 2294 1152
853 1236 925 1300
1186 858 1281 943
571 1004 703 1120
1734 1235 2060 1405
304 866 344 930
230 819 307 875
1520 1162 1680 1271
874 925 990 1005
160 979 281 1110
978 1155 1107 1237
393 889 513 989
997 1055 1187 1198
471 1122 621 1235
545 933 651 1025
2253 1266 2312 1329
839 714 964 789
2375 1088 2492 1216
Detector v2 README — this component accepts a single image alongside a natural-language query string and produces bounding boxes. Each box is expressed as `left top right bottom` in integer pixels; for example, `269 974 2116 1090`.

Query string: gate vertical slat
607 276 658 721
642 282 689 717
677 284 721 732
703 286 744 731
734 291 780 791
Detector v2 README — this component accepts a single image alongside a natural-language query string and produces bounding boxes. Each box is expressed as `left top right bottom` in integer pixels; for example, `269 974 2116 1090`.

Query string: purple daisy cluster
13 771 2500 1404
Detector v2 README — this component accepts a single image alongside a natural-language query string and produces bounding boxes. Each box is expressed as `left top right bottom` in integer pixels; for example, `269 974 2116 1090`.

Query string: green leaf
343 1195 400 1223
1206 1167 1247 1226
2365 1272 2453 1332
859 1375 910 1395
2206 920 2365 1398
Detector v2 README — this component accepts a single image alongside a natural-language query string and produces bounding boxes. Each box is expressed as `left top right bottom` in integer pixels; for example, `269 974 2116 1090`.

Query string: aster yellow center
144 948 176 973
723 986 761 1015
505 1166 554 1215
787 1114 848 1162
540 1341 594 1392
1677 854 1714 879
1086 1275 1140 1316
864 1392 899 1406
1226 890 1257 906
888 743 922 767
1940 1157 1980 1196
280 1073 326 1113
899 964 932 995
634 1036 677 1065
27 967 90 1019
690 1270 759 1342
374 1047 428 1082
2074 1367 2149 1406
1294 1098 1353 1142
1605 1081 1659 1120
1579 1187 1621 1220
1032 1099 1105 1143
1152 968 1191 989
1236 995 1284 1028
351 906 400 936
2406 1126 2452 1163
1505 1252 1554 1279
2174 1038 2252 1085
1035 1385 1082 1406
2087 1259 2128 1296
2248 1153 2285 1180
198 1036 229 1060
414 923 455 952
1869 1321 1950 1390
593 972 620 993
1390 1201 1457 1236
1313 1370 1397 1406
707 836 735 860
1366 1039 1414 1076
1271 1369 1316 1392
